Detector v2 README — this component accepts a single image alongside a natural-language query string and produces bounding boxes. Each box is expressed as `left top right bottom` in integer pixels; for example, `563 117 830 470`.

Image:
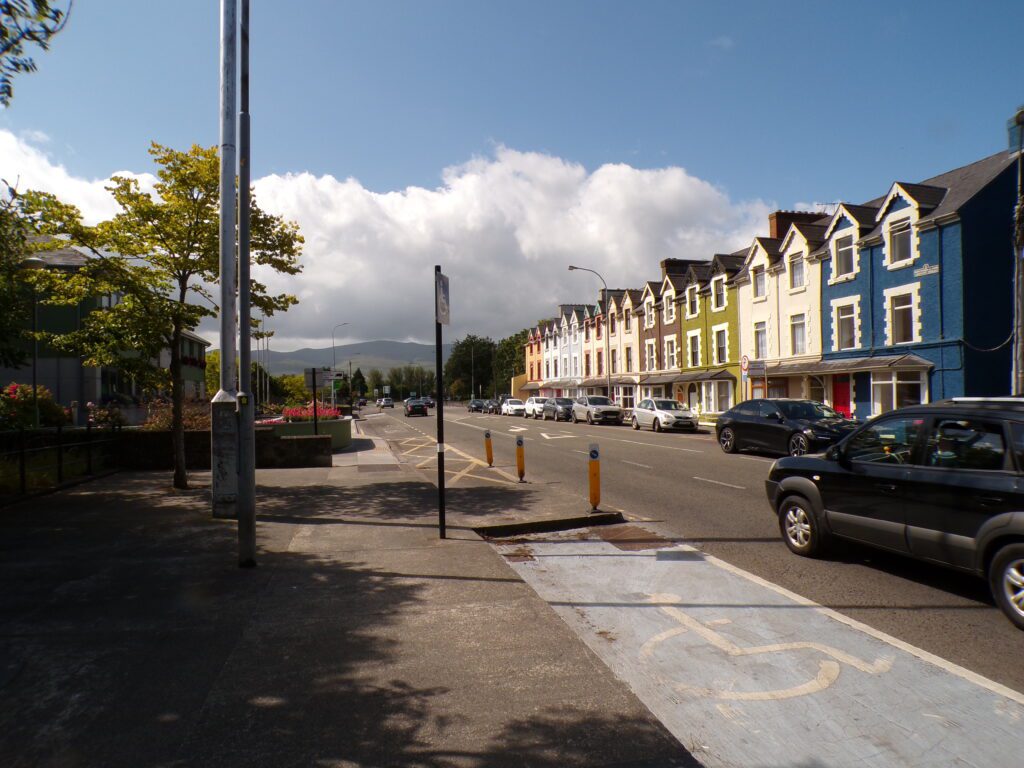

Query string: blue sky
1 0 1021 347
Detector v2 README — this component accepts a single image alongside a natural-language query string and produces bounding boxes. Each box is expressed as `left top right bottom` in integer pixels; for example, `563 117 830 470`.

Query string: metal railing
0 424 122 506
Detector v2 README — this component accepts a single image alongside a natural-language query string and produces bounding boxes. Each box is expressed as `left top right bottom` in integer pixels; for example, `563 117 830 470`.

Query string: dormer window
624 310 631 332
711 277 726 310
686 286 698 317
888 220 912 265
644 301 654 328
610 312 617 334
752 267 766 298
663 295 675 323
835 235 855 277
789 255 805 289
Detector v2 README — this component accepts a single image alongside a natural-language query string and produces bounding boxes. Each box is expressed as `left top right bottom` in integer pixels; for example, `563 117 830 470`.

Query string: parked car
717 399 858 457
501 398 526 416
524 396 546 419
765 398 1024 630
631 398 698 432
572 395 622 425
467 399 485 412
541 397 575 421
380 397 394 408
484 399 501 414
423 397 435 408
404 398 428 417
358 398 367 407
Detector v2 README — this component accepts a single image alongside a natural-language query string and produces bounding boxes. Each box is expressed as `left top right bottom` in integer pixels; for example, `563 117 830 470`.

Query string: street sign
304 366 331 389
747 360 767 378
740 355 750 373
435 270 450 325
383 385 391 395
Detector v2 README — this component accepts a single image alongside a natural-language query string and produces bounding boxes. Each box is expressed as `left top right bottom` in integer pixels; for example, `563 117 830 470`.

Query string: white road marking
736 454 776 463
508 426 528 433
623 460 653 469
614 438 702 453
540 432 576 440
693 476 746 490
572 449 588 455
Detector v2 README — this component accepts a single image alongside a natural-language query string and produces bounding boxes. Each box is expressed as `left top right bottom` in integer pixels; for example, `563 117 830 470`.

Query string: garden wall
116 428 331 470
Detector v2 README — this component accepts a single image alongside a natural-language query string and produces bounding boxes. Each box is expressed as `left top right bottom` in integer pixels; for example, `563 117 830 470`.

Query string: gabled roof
640 281 661 304
874 181 946 222
779 222 828 254
823 203 881 240
621 288 643 307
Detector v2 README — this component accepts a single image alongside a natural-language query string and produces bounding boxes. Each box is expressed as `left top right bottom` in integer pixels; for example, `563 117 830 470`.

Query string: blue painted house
810 151 1018 418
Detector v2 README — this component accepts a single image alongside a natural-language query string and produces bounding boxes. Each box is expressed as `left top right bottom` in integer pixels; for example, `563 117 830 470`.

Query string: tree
444 335 495 399
0 185 32 368
494 329 529 394
350 367 366 396
275 373 308 406
366 368 383 397
1 1 72 106
24 142 303 489
386 366 406 400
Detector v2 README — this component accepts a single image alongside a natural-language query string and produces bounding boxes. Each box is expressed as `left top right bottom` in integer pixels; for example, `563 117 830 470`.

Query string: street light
568 265 612 400
331 322 349 407
20 256 47 427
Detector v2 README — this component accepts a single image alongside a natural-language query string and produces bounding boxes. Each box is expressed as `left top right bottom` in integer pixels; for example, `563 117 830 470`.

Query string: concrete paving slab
495 527 1024 768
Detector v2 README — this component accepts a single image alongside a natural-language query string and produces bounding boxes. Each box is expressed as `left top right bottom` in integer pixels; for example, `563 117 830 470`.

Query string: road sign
435 270 450 325
384 385 391 395
747 360 767 378
304 367 330 389
740 355 750 373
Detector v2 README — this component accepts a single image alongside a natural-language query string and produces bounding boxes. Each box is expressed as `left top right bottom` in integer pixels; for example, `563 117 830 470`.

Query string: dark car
541 397 575 421
765 398 1024 630
357 398 367 407
423 397 435 408
717 399 858 457
405 398 427 417
467 399 484 412
484 399 501 414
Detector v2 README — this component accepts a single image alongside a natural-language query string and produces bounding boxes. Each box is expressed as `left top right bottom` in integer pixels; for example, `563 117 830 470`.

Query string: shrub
0 382 70 429
142 401 212 431
282 403 340 422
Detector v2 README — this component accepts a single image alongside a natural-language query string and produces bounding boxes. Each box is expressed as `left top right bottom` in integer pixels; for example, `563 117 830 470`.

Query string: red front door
832 376 851 418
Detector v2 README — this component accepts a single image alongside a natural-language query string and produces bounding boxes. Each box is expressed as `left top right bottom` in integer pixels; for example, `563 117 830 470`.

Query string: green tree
0 185 32 368
276 373 308 406
444 335 495 399
366 368 383 397
0 1 71 106
386 366 406 400
24 143 303 489
494 329 529 394
350 366 366 396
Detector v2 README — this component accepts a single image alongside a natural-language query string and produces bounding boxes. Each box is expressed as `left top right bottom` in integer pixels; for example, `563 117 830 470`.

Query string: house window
891 292 914 344
625 347 633 372
624 311 631 332
564 357 569 376
584 353 591 376
686 286 698 316
752 267 766 298
573 357 579 376
664 297 675 323
871 371 923 414
889 220 912 264
545 361 550 378
714 327 728 365
553 360 558 377
688 333 700 367
611 349 618 374
837 304 857 350
754 322 767 359
597 350 604 375
665 339 676 369
584 325 590 342
615 385 634 410
644 301 655 328
808 378 825 403
716 380 732 411
711 277 726 310
596 320 602 339
610 313 617 334
789 255 805 289
645 341 657 371
790 314 806 355
835 235 854 277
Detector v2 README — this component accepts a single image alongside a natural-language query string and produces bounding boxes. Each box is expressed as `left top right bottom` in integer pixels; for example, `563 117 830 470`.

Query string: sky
1 0 1021 351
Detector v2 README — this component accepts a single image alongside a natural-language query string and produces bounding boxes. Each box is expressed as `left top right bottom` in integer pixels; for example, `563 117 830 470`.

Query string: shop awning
765 354 933 377
521 381 541 391
580 377 608 387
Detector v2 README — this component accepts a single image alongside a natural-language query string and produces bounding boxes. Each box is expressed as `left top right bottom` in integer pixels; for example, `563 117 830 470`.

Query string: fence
0 424 121 506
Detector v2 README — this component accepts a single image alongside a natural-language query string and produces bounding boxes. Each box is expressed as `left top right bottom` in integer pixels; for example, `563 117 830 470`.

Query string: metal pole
1014 108 1024 395
236 0 256 567
31 285 39 427
211 0 239 519
435 265 446 539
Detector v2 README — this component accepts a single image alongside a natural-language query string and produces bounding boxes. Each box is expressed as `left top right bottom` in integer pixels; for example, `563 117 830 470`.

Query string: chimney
660 258 699 278
768 211 822 239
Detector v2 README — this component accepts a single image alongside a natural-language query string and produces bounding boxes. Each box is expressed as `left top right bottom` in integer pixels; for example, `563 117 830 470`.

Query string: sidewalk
0 435 695 766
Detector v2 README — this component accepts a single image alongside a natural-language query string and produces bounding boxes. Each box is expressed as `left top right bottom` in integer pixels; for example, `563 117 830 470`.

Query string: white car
501 398 526 416
523 396 546 418
631 398 698 432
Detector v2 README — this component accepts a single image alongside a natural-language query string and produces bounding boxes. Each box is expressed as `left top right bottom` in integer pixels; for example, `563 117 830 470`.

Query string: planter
271 417 352 450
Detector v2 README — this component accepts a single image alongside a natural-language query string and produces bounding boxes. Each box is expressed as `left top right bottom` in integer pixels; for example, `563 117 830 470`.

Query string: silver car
524 396 546 418
631 398 698 432
571 395 622 425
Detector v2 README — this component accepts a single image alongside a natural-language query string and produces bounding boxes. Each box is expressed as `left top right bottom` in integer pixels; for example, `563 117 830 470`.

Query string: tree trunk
170 323 188 489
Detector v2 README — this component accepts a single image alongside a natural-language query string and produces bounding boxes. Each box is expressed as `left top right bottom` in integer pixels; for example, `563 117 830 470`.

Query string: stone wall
116 428 331 470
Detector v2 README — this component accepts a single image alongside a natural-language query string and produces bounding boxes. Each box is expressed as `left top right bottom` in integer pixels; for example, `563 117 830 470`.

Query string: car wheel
788 433 810 457
990 543 1024 630
778 496 827 557
653 418 662 433
631 417 639 430
571 411 578 423
587 413 593 425
718 427 737 453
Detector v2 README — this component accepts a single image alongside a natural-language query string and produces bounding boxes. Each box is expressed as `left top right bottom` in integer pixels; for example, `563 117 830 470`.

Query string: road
360 404 1024 695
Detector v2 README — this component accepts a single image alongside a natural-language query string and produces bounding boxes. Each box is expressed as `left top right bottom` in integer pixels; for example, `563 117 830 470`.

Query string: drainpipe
936 223 945 399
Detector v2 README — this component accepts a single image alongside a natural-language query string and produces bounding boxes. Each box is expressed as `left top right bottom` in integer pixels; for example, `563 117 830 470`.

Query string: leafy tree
444 335 495 399
24 143 303 489
366 368 384 396
0 0 71 106
350 366 366 396
386 366 406 400
0 184 32 367
494 329 529 394
275 373 308 406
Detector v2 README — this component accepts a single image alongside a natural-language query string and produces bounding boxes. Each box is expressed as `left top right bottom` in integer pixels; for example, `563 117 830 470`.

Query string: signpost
304 367 329 435
435 266 450 539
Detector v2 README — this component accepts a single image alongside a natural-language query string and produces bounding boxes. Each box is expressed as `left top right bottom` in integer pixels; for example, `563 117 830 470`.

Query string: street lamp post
1012 107 1024 395
331 322 349 407
568 265 612 400
19 256 47 427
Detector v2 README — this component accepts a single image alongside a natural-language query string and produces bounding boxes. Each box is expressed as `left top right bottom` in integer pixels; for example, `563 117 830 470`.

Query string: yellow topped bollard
588 443 600 511
484 430 494 467
515 436 525 482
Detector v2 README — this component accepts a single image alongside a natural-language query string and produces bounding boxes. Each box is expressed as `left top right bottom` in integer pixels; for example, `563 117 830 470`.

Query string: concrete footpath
0 431 694 767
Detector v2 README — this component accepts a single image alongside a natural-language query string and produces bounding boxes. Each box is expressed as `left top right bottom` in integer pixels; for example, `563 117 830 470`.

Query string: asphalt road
361 404 1024 694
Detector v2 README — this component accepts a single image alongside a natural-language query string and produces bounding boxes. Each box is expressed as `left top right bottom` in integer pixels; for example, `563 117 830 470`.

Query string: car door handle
876 483 898 492
979 496 1004 506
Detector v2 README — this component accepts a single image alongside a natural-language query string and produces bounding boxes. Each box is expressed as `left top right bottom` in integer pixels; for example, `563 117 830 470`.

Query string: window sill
711 306 727 313
885 258 916 271
828 274 856 285
752 296 768 303
788 285 807 295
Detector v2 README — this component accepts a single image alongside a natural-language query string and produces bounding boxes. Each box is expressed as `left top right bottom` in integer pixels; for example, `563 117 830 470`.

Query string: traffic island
474 510 625 539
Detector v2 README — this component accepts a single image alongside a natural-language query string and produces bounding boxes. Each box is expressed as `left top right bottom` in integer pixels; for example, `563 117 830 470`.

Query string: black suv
765 398 1024 629
718 398 859 456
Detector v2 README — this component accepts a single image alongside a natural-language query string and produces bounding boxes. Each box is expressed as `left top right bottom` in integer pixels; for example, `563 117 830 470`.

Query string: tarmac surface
0 426 694 767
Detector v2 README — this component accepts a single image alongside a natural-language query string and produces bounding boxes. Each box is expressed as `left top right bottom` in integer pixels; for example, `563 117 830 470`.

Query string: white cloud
1 130 771 349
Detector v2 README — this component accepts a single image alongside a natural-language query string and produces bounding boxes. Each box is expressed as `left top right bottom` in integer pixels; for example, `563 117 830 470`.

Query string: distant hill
268 340 453 375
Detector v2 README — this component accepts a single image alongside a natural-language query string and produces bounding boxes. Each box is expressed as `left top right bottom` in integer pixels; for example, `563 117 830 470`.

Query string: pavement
0 420 695 768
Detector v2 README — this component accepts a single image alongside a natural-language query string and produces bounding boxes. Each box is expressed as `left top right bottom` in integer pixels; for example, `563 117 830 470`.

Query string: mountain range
266 340 453 375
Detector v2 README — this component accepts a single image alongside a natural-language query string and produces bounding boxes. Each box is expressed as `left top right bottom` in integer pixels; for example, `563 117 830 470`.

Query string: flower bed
282 404 341 422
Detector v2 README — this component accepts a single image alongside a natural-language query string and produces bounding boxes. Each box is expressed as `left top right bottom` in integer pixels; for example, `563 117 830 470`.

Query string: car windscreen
588 397 612 406
554 398 574 405
506 399 523 406
653 399 684 411
778 401 841 420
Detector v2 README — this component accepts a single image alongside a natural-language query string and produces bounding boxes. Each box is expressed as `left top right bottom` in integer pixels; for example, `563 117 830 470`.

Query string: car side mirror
825 444 844 462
